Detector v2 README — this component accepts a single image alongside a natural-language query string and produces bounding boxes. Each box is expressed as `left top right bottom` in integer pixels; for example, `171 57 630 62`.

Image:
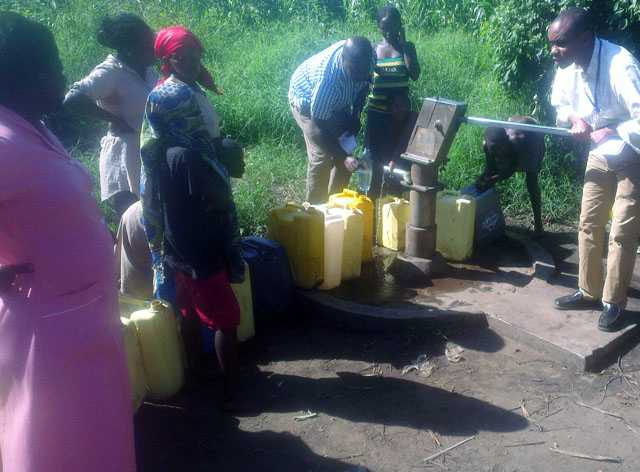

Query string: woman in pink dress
0 12 136 472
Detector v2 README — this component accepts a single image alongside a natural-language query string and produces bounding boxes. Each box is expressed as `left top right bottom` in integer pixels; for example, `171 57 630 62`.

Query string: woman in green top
366 5 421 198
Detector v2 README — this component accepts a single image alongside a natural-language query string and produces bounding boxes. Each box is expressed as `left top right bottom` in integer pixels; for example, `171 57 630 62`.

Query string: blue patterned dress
139 76 242 299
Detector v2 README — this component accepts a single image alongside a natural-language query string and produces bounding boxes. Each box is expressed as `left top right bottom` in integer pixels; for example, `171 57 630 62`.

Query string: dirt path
135 318 640 471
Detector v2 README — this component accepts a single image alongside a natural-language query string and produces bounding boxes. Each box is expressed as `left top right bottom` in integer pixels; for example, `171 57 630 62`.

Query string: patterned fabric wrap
139 78 243 295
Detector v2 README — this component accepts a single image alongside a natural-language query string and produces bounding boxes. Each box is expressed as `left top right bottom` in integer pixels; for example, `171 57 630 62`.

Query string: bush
486 0 640 119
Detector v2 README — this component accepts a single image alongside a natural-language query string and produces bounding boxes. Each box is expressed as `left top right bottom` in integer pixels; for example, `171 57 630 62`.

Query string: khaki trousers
579 153 640 305
290 104 352 204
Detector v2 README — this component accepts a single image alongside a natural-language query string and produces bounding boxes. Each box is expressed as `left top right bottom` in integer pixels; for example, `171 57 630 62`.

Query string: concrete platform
299 231 640 371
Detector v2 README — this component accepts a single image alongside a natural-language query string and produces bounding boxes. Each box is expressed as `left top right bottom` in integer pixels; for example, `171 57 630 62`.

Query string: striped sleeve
310 62 339 120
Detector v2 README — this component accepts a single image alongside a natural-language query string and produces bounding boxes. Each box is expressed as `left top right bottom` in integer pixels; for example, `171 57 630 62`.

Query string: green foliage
485 0 640 118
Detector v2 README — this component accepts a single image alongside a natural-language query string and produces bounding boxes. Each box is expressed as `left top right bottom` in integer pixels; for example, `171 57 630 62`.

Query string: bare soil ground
135 317 640 472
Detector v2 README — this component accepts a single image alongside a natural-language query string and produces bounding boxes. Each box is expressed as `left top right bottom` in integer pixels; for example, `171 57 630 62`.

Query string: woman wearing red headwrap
139 26 243 409
154 25 221 94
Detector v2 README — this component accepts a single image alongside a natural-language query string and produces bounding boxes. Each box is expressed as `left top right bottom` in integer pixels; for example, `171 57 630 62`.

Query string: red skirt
175 270 240 330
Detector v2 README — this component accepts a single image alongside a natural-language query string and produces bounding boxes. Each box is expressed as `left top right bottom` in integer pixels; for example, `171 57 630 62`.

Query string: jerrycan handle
150 298 173 313
287 201 322 216
341 189 358 197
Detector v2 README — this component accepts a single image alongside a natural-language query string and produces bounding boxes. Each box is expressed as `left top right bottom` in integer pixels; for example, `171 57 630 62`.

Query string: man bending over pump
476 116 546 235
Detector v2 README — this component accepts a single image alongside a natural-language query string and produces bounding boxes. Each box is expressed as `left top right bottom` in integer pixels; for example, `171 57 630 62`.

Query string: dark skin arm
526 172 543 234
0 263 34 293
399 30 420 81
477 145 517 191
386 27 420 81
309 118 359 171
309 118 349 161
63 93 134 134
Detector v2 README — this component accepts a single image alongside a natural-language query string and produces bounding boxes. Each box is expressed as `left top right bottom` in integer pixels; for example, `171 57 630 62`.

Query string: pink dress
0 105 136 471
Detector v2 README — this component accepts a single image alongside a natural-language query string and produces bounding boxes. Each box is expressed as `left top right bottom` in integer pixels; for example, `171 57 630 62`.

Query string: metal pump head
402 98 467 166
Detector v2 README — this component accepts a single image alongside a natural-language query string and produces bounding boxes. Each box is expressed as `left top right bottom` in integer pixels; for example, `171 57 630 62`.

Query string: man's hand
590 127 617 145
348 118 361 136
0 263 33 293
344 157 359 173
569 117 593 141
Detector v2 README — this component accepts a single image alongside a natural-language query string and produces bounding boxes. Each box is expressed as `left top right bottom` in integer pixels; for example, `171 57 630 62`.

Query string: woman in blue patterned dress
140 26 243 408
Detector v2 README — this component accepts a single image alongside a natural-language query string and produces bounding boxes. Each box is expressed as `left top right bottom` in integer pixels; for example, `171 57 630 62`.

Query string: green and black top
367 56 410 113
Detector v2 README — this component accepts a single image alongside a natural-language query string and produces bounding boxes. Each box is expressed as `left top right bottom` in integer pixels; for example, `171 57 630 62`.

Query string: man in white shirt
550 7 640 331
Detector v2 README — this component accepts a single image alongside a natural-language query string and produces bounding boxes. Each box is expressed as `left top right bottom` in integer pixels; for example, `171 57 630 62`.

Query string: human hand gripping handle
0 263 34 293
344 156 359 172
569 117 593 141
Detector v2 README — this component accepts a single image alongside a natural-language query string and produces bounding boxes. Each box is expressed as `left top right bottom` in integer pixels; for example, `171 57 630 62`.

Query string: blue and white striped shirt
289 41 371 120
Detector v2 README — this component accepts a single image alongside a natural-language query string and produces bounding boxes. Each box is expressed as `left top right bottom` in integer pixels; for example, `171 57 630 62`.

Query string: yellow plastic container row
268 203 324 289
232 261 256 342
130 300 186 401
435 190 476 262
120 316 148 411
382 198 410 251
328 189 374 262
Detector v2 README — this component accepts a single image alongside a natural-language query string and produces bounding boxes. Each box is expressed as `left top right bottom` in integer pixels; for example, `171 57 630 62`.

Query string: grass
11 0 582 234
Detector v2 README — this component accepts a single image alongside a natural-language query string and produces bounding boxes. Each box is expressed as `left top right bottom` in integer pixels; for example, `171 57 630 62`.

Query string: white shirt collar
579 37 601 79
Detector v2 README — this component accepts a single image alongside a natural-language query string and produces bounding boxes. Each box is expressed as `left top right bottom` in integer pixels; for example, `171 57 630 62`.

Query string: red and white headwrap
154 25 221 94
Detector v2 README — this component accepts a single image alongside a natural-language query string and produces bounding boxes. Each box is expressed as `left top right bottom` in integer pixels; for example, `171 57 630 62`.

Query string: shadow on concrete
470 236 531 271
445 266 531 288
536 231 578 273
233 371 529 437
446 328 506 353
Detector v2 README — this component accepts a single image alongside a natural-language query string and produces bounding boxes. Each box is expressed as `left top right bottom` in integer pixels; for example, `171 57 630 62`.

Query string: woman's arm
64 64 134 134
399 28 420 81
63 92 133 134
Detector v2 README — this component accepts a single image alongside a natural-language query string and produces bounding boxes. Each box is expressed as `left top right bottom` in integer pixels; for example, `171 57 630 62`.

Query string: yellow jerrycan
436 190 476 262
232 261 255 342
382 198 410 251
328 189 374 262
131 300 185 400
120 317 148 411
267 203 324 289
327 207 363 280
119 293 148 319
319 211 345 290
375 196 395 246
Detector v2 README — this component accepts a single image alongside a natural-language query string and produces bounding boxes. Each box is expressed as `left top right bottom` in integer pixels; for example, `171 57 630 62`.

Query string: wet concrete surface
328 235 533 309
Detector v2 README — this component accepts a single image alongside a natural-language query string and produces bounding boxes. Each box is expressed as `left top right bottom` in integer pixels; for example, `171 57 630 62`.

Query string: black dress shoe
598 303 625 332
554 291 601 311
